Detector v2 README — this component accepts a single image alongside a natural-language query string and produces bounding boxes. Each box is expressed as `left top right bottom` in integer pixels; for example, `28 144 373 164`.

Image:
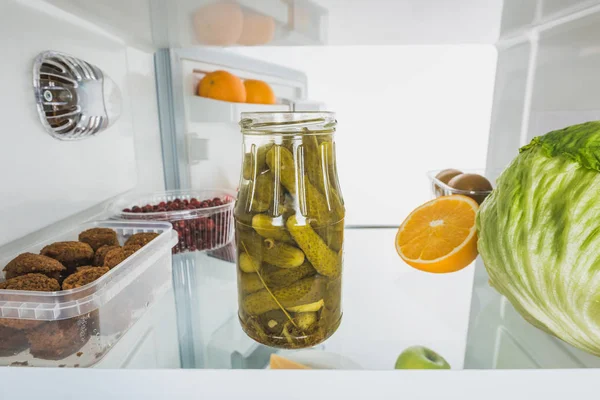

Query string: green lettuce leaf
477 120 600 356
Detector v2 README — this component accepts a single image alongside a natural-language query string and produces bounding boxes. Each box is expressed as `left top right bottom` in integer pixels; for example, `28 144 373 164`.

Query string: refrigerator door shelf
151 0 327 48
187 95 290 124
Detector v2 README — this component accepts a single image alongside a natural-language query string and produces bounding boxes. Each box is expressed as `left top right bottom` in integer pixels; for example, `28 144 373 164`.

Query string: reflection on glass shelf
172 248 238 368
207 315 275 369
170 229 474 370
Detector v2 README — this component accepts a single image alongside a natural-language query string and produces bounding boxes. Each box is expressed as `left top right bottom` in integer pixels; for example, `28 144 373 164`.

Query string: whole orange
244 80 276 104
198 70 246 103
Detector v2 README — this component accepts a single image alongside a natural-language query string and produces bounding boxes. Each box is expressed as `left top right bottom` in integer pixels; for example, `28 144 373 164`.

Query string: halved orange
395 195 479 273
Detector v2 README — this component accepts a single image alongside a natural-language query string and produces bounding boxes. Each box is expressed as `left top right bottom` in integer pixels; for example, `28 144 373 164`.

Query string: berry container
0 220 177 368
112 190 236 254
427 169 499 204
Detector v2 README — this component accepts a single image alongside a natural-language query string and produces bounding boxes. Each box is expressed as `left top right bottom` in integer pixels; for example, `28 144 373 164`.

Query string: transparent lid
0 221 176 321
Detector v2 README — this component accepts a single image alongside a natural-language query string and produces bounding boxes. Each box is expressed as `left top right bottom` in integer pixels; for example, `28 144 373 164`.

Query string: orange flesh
396 195 478 273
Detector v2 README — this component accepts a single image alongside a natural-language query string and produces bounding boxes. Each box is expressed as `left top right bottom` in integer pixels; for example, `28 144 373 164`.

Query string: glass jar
234 112 344 349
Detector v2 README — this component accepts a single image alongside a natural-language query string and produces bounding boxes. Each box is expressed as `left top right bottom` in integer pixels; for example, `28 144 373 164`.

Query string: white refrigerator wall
230 45 497 227
0 0 176 368
467 0 600 369
0 0 165 248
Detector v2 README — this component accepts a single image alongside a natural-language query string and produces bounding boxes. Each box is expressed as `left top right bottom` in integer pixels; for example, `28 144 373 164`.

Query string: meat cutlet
78 228 119 251
40 241 93 273
0 274 60 330
62 267 109 290
124 232 159 247
93 245 120 266
103 245 141 269
27 317 91 360
0 325 29 357
3 253 66 280
0 273 60 291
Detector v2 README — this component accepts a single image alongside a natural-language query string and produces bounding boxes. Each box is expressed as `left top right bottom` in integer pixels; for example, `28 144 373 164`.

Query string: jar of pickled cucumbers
235 112 344 349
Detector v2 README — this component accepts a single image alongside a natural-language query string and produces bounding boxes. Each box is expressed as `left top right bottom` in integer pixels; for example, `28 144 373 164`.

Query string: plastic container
428 169 498 204
0 220 177 368
235 112 344 349
112 190 236 254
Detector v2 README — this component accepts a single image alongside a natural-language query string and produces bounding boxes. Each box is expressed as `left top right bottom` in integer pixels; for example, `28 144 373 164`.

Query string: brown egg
193 3 244 46
434 169 463 197
237 12 276 46
447 173 493 205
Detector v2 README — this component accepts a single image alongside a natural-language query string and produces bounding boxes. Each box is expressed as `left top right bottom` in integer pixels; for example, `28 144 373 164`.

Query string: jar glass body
234 112 344 349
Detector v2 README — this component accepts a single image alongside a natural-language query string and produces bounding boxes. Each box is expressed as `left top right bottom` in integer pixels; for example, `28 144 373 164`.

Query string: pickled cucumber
236 181 269 216
239 271 264 294
295 312 318 331
258 310 287 335
239 231 305 268
252 214 294 244
266 145 296 195
303 134 326 194
243 276 323 315
240 261 316 294
287 299 324 312
319 140 334 166
250 171 276 210
286 215 341 278
242 153 253 180
315 224 344 253
239 252 259 273
266 145 338 226
266 261 316 287
243 144 273 180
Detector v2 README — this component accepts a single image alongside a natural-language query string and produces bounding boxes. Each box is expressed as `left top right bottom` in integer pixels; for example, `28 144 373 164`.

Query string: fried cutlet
124 232 159 247
78 228 119 251
93 245 120 266
0 274 60 330
62 267 109 290
3 253 66 280
103 245 141 269
40 241 93 273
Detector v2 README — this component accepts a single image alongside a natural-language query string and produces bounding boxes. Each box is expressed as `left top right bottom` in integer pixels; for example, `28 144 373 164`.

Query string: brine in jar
235 112 344 349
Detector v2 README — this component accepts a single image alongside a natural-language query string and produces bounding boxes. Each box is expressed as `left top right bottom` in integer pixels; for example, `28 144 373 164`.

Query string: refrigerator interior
1 0 600 374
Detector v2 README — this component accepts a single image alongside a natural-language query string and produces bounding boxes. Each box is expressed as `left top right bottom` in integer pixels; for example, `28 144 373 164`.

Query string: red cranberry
212 199 223 206
159 201 166 207
123 208 132 213
132 206 141 213
205 219 215 231
200 201 209 208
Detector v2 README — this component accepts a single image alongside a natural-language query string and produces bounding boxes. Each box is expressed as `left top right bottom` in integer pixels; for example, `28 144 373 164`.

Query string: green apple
394 346 451 370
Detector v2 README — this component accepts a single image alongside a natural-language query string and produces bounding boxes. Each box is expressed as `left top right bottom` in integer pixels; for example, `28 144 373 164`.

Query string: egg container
427 169 498 203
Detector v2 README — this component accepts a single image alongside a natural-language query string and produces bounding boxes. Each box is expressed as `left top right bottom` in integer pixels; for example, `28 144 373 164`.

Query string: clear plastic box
427 169 498 204
112 190 235 254
0 220 177 367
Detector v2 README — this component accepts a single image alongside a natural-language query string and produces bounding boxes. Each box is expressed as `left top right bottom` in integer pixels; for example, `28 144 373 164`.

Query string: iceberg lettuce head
477 121 600 355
